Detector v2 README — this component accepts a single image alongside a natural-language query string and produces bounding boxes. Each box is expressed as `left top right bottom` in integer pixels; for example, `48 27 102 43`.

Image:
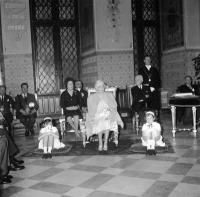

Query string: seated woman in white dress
141 111 165 150
38 117 65 159
86 80 124 152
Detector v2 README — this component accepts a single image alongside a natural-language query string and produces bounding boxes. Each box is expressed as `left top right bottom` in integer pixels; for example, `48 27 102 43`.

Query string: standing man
0 85 15 135
15 83 39 136
138 56 161 117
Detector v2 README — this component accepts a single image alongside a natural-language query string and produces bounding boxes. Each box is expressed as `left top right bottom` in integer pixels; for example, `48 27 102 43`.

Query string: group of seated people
0 84 26 184
40 75 165 158
0 82 41 184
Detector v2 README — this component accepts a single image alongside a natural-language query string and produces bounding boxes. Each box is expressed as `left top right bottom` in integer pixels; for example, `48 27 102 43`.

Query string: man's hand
20 109 27 115
31 109 37 114
66 106 79 110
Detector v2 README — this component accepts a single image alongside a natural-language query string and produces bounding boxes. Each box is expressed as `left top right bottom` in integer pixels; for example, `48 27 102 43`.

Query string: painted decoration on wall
161 0 184 50
106 0 121 42
79 0 95 53
1 0 32 54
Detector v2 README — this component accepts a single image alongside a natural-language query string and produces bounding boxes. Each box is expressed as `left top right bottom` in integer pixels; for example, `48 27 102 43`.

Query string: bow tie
148 123 152 128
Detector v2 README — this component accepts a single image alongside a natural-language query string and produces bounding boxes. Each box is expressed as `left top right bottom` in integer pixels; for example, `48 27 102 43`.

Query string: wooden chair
116 86 132 129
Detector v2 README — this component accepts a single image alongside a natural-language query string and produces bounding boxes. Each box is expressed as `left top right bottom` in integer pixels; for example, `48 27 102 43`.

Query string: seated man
141 111 165 155
176 75 198 124
86 80 124 152
131 75 150 128
0 85 15 136
15 82 39 136
0 111 10 184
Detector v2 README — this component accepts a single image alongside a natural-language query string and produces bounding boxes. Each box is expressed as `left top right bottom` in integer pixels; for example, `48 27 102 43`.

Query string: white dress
141 122 165 147
38 125 65 150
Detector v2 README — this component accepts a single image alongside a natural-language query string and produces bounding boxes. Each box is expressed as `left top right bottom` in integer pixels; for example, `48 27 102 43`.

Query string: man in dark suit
0 85 25 170
75 80 88 117
15 83 39 136
0 120 10 184
0 85 15 135
138 56 161 117
131 75 150 127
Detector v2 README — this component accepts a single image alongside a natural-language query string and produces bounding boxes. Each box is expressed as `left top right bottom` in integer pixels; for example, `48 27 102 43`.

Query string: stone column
79 0 134 88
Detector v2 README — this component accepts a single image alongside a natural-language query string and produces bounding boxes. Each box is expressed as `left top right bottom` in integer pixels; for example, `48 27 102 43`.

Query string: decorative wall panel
4 54 34 96
1 0 32 54
80 54 98 88
95 0 133 50
97 51 134 88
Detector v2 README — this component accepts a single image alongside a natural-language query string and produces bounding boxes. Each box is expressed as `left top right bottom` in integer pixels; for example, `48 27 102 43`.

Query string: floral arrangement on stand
106 0 121 42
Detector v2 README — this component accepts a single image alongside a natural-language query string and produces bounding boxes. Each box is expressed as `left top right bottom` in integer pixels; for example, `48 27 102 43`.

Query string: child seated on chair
141 111 165 154
38 117 65 159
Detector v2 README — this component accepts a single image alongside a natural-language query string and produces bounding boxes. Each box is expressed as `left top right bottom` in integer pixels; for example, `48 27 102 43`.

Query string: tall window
30 0 79 95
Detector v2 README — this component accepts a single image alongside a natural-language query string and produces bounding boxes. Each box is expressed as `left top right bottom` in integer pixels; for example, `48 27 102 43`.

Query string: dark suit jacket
177 84 197 94
138 66 161 90
139 66 161 110
15 93 39 119
0 94 15 124
131 85 150 113
79 89 88 108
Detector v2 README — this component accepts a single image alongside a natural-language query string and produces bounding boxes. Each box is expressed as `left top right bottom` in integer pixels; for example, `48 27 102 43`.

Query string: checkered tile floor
1 111 200 197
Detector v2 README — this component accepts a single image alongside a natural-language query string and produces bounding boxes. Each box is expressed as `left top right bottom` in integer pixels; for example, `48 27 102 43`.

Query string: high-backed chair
116 86 132 127
86 87 119 146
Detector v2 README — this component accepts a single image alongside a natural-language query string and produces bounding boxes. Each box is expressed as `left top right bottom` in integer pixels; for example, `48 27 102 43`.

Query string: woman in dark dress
60 78 82 137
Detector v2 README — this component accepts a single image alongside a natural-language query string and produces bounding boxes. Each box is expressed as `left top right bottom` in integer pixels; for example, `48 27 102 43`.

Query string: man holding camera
15 83 39 136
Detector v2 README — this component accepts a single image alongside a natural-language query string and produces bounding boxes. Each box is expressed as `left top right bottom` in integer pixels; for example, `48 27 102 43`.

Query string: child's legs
152 129 161 141
142 130 152 141
43 136 49 153
47 135 54 153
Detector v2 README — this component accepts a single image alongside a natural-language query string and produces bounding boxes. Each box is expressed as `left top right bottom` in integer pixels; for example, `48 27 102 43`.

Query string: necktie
24 94 27 103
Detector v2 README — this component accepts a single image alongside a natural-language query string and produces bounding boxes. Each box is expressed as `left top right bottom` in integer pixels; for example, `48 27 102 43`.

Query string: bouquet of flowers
25 102 35 114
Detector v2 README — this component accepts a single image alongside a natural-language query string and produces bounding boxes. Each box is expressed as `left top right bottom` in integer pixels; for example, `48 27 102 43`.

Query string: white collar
145 65 151 70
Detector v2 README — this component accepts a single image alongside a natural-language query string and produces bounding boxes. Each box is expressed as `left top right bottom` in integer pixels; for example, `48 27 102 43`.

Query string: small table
169 95 200 137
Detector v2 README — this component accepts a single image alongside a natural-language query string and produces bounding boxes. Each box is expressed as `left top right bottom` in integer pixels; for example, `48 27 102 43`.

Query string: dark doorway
132 0 161 74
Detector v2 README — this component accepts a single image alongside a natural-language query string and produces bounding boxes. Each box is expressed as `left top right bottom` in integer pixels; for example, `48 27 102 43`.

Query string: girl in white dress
38 117 65 158
141 111 165 150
